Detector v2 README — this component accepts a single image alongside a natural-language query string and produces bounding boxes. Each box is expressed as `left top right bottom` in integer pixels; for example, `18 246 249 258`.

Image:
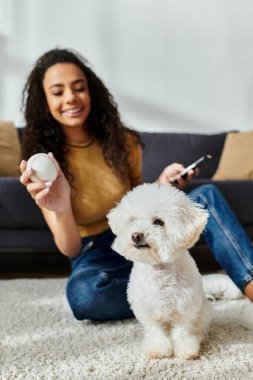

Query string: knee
66 272 108 321
192 184 222 204
198 183 219 196
66 271 132 321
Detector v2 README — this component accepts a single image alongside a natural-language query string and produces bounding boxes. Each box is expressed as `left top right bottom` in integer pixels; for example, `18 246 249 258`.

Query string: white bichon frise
107 183 212 360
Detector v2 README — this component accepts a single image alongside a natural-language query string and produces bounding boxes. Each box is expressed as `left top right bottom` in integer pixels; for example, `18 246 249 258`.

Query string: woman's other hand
157 163 198 189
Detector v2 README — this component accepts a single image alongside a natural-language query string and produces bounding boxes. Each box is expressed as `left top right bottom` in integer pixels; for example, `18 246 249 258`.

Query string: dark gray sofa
1 129 252 275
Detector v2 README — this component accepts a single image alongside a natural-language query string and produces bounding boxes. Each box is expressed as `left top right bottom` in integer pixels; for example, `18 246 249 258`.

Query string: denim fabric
66 230 134 321
189 184 253 292
66 184 253 321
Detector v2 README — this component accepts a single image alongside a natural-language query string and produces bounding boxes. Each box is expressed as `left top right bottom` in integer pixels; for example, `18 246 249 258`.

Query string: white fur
107 183 212 360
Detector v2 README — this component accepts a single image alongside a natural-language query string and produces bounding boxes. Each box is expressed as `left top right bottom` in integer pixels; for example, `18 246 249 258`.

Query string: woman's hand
157 163 197 189
20 153 81 256
20 153 71 213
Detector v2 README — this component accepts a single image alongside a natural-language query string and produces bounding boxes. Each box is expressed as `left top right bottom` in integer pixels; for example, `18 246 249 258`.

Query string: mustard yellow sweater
66 133 142 237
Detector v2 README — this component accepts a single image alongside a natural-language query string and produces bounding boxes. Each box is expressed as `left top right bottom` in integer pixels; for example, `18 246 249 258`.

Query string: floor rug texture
0 278 253 380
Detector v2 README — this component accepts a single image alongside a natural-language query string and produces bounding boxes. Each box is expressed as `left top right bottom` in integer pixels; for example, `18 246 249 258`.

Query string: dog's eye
153 218 164 226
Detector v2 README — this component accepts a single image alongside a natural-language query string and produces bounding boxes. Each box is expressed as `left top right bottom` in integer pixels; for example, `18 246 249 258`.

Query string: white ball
27 153 58 182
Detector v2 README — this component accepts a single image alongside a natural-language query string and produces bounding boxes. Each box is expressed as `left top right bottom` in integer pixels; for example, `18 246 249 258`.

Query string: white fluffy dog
107 183 212 360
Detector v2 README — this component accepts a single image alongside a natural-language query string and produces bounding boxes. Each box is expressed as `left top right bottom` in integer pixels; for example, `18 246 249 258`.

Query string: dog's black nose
132 232 144 244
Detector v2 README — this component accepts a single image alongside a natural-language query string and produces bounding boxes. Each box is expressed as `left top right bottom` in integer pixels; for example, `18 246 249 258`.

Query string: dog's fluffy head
107 183 208 265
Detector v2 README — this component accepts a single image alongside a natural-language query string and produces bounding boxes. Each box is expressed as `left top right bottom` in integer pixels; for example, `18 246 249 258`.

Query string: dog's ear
179 200 209 251
107 204 122 235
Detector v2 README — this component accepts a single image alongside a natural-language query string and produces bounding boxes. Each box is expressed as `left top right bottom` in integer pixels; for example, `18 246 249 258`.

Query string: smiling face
43 63 91 138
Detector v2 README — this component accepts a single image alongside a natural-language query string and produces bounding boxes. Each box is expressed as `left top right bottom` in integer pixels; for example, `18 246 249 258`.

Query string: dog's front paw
175 350 200 360
172 332 201 360
143 331 173 360
147 351 173 360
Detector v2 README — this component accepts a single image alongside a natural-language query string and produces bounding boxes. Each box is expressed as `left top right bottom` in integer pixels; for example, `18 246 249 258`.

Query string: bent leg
66 230 134 321
188 184 253 294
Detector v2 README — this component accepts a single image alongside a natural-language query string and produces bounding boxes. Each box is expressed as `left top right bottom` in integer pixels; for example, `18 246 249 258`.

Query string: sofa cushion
213 131 253 180
0 120 21 177
140 131 227 182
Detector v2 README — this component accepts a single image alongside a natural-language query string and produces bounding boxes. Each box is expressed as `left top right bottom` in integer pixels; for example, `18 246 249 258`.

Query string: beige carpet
0 278 253 380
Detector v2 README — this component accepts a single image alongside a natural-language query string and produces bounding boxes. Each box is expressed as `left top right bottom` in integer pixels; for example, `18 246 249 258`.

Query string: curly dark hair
21 48 141 181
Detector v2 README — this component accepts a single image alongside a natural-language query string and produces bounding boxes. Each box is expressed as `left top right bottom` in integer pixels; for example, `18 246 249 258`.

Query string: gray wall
1 0 253 133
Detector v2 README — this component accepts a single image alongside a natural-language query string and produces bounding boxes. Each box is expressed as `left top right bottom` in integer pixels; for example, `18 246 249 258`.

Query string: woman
20 48 253 323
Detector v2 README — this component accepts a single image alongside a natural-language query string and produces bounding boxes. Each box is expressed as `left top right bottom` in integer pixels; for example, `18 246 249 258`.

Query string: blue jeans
188 184 253 291
66 184 253 321
66 229 134 321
